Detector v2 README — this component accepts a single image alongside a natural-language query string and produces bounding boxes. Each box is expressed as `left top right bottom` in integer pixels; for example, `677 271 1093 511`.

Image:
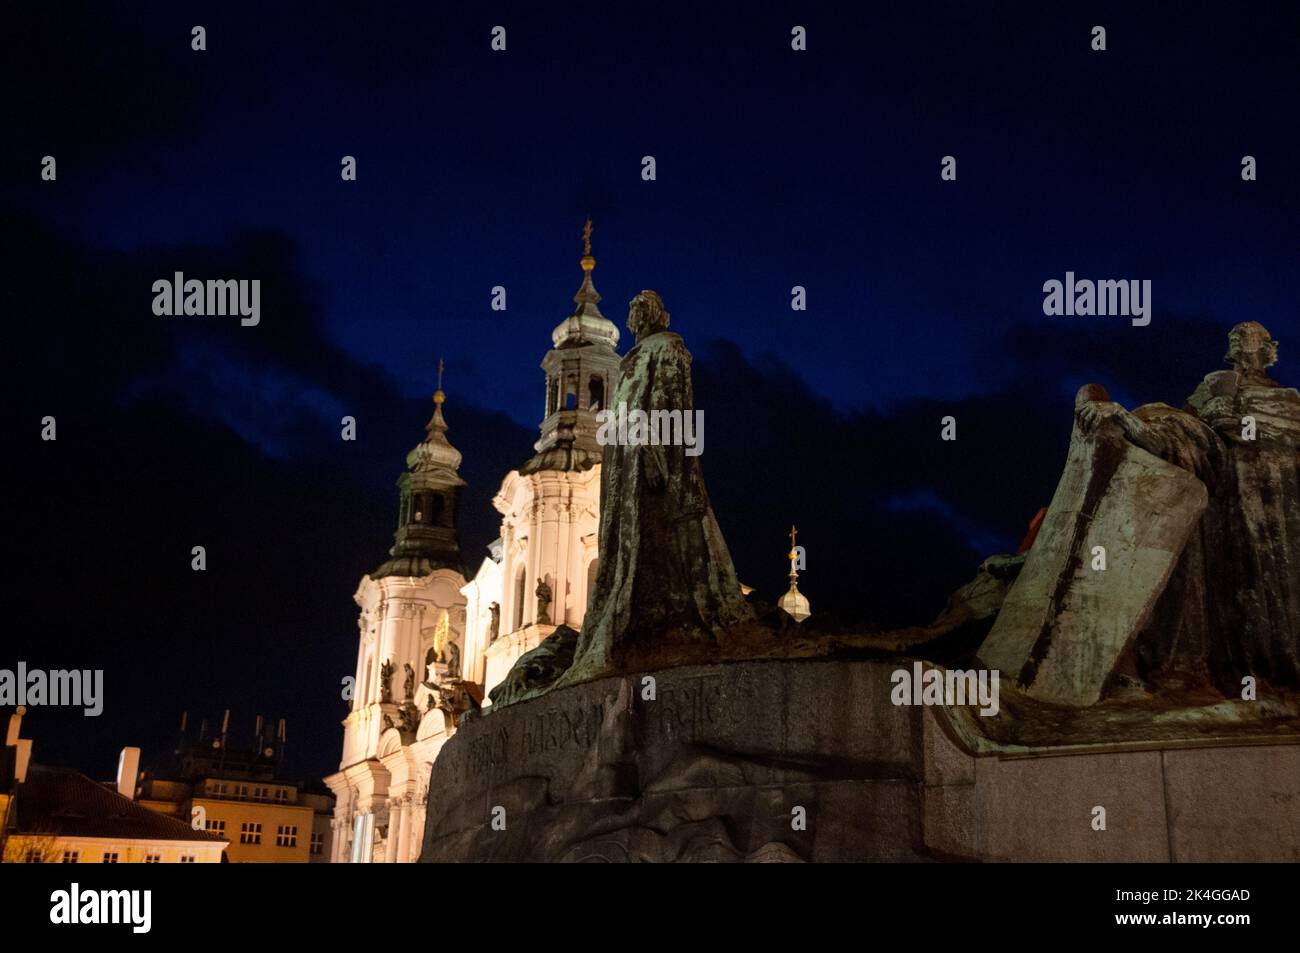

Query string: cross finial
433 357 446 406
582 216 593 256
789 525 798 556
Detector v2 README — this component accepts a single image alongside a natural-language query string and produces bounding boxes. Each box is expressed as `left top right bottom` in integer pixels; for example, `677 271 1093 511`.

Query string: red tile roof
14 765 226 843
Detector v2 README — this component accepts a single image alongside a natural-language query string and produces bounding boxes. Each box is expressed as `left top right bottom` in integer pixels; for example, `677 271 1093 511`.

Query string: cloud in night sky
5 1 1297 781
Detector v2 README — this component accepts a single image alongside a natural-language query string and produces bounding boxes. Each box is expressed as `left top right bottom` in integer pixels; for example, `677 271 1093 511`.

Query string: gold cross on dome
788 525 798 560
582 217 593 256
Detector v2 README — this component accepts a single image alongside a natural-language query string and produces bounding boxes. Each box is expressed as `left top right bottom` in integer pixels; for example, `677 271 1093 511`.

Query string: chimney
7 706 32 783
5 706 23 746
116 746 141 800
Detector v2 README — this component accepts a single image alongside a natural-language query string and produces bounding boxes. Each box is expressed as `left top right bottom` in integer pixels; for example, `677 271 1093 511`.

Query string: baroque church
323 227 621 862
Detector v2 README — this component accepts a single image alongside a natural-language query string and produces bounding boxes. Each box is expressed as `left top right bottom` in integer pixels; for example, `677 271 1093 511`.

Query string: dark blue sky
6 1 1297 779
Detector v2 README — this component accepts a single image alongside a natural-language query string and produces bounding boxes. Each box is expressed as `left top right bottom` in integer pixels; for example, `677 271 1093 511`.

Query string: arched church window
412 494 426 523
564 374 578 410
513 566 527 631
588 375 604 410
429 494 444 525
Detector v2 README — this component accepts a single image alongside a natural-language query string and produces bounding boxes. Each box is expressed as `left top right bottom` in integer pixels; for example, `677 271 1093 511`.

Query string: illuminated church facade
323 228 620 862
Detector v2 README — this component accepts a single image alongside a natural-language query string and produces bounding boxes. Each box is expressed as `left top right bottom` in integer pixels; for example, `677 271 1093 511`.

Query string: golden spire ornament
778 523 811 623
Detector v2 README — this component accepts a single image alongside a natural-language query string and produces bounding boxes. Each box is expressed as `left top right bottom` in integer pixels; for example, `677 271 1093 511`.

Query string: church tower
529 217 622 470
372 361 465 580
327 371 471 864
468 220 619 697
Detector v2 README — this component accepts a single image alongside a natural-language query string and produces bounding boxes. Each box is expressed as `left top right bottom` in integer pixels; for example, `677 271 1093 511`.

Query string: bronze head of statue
1226 321 1279 382
628 290 670 341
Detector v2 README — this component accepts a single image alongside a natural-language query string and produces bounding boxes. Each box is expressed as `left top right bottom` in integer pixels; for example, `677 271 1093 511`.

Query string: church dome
406 390 463 479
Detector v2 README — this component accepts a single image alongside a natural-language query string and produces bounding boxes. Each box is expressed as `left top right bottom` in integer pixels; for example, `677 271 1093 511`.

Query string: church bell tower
526 217 622 474
373 362 466 579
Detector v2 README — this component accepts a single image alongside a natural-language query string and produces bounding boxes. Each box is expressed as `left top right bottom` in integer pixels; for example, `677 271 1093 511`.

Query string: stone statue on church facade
535 578 553 625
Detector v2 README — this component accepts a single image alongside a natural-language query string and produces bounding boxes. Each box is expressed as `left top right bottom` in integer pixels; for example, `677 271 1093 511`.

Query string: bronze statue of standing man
561 291 753 684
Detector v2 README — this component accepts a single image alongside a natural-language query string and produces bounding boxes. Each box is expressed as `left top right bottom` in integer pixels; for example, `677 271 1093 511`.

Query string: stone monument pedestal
421 658 1300 862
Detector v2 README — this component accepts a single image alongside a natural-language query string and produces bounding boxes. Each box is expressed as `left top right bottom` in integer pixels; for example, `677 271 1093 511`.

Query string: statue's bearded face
1227 322 1279 372
628 291 670 339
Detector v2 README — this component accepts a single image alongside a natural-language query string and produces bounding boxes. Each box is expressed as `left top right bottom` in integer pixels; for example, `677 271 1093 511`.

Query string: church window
564 374 579 410
430 494 445 525
588 375 604 410
513 566 527 631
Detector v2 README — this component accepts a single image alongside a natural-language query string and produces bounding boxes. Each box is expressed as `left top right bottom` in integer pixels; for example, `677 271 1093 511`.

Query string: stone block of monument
980 322 1300 706
977 384 1208 706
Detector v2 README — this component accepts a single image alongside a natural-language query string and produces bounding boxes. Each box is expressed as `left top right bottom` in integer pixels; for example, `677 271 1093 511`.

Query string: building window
513 566 527 631
586 558 599 611
24 849 41 863
349 814 375 864
240 822 262 845
61 850 79 864
588 375 604 410
311 831 324 855
276 825 298 847
205 819 226 836
180 855 196 863
144 854 161 863
275 788 288 802
102 852 119 863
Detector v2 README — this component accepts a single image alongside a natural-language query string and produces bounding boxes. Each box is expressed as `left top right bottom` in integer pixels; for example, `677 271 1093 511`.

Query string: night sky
5 1 1297 781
